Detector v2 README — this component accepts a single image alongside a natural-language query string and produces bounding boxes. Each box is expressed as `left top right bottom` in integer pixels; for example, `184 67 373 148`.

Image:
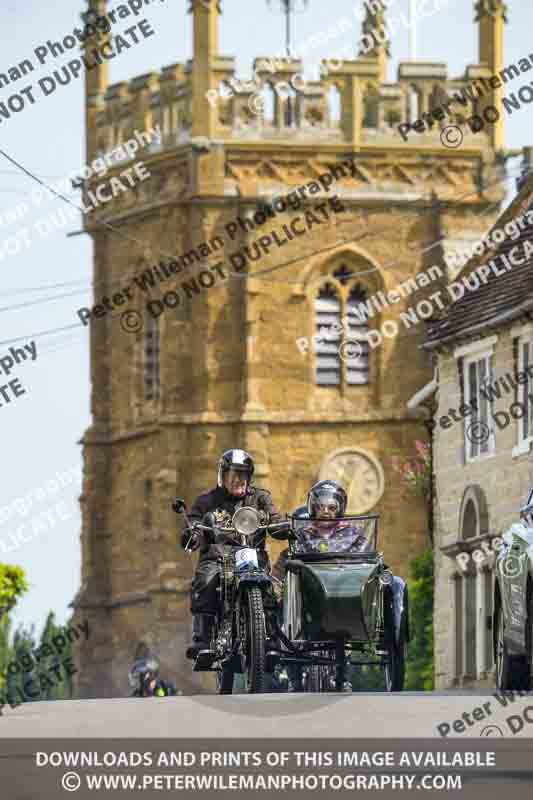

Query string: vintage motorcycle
265 510 409 692
173 499 289 694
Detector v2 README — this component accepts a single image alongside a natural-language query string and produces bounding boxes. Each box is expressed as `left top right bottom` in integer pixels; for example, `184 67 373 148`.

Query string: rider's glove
181 528 200 551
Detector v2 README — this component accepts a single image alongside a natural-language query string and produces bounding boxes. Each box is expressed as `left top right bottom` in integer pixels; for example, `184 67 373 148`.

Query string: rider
298 480 372 554
181 449 286 659
129 656 177 697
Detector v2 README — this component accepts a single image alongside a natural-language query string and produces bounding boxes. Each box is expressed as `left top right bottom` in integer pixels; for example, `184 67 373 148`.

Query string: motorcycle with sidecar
265 511 409 692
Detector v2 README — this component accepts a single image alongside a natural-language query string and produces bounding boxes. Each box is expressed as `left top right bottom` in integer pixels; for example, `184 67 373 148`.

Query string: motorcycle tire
307 655 330 693
242 586 267 694
385 614 406 692
216 666 234 695
495 604 530 691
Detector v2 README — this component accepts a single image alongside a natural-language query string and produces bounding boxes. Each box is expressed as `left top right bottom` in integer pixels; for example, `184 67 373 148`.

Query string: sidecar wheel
242 586 267 693
216 667 234 695
495 604 529 690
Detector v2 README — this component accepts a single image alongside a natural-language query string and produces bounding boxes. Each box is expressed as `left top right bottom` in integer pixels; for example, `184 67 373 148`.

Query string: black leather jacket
186 485 285 564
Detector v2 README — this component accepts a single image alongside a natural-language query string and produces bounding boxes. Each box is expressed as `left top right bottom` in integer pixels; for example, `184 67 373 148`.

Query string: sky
0 0 531 639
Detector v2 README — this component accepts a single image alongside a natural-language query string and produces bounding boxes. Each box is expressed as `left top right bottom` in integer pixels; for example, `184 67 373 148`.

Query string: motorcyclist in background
129 656 176 697
180 449 286 659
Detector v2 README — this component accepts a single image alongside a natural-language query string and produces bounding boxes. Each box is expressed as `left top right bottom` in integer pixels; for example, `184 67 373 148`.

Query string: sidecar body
269 513 408 692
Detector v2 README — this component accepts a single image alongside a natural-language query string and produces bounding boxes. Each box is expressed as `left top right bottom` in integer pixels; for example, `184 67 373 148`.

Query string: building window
313 266 370 387
314 282 341 386
463 352 495 461
144 313 160 401
346 286 370 385
515 333 533 450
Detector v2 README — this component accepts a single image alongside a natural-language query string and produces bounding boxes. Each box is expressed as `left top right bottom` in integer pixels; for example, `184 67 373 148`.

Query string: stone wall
433 327 533 689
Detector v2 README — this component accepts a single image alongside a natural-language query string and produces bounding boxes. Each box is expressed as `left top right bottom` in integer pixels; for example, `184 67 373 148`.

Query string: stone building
72 0 511 696
413 170 533 689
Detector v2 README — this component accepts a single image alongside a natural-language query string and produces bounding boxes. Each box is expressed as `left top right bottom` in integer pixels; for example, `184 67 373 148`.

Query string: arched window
462 499 478 540
144 312 160 401
313 265 370 388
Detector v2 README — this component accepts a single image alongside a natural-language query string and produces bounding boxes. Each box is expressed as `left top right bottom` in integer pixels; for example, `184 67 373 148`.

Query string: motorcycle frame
210 528 275 675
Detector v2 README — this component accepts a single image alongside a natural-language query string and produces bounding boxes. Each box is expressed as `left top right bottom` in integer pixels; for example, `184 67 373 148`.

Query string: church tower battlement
85 0 507 161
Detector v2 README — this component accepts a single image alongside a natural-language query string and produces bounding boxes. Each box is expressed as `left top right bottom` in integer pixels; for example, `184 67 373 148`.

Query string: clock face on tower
318 448 384 514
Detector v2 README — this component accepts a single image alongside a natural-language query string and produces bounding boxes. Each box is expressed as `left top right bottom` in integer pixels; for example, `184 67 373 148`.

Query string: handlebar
189 519 290 543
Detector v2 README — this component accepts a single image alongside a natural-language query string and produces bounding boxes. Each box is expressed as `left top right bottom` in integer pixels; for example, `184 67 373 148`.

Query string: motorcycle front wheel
241 585 267 693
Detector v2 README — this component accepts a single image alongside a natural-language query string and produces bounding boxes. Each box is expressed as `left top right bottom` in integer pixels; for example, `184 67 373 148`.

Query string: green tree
7 624 38 705
37 612 74 700
0 564 28 619
0 563 28 703
405 549 434 690
390 440 435 690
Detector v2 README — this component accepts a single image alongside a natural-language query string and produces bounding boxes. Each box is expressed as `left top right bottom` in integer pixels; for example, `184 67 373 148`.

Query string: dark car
493 489 533 690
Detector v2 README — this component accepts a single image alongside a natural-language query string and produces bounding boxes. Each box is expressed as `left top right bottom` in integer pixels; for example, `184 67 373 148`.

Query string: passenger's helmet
217 449 255 488
128 656 160 693
307 480 347 518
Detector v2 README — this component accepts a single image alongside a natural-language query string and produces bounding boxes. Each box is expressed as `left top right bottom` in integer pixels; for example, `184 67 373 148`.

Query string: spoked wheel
335 638 348 692
495 604 529 690
306 651 332 692
241 586 267 693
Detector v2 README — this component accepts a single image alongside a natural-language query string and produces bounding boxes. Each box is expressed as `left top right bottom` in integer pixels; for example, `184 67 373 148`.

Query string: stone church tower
72 0 508 696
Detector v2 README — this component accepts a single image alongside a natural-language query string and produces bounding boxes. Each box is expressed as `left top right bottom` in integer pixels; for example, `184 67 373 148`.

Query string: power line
0 148 179 263
0 279 88 297
0 324 83 348
0 147 520 328
0 289 90 315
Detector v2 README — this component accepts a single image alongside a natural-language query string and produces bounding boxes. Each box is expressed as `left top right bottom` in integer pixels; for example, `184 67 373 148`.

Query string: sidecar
267 512 409 692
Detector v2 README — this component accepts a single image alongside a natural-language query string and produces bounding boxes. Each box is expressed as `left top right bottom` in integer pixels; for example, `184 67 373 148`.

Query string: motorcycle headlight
233 506 260 535
379 570 394 586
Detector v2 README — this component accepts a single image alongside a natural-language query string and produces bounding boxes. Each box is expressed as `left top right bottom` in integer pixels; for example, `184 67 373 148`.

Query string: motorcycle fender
236 573 272 590
391 577 407 645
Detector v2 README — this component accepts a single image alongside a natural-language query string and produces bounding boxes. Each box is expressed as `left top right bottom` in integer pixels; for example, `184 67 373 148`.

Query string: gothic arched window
144 312 160 402
313 266 370 387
